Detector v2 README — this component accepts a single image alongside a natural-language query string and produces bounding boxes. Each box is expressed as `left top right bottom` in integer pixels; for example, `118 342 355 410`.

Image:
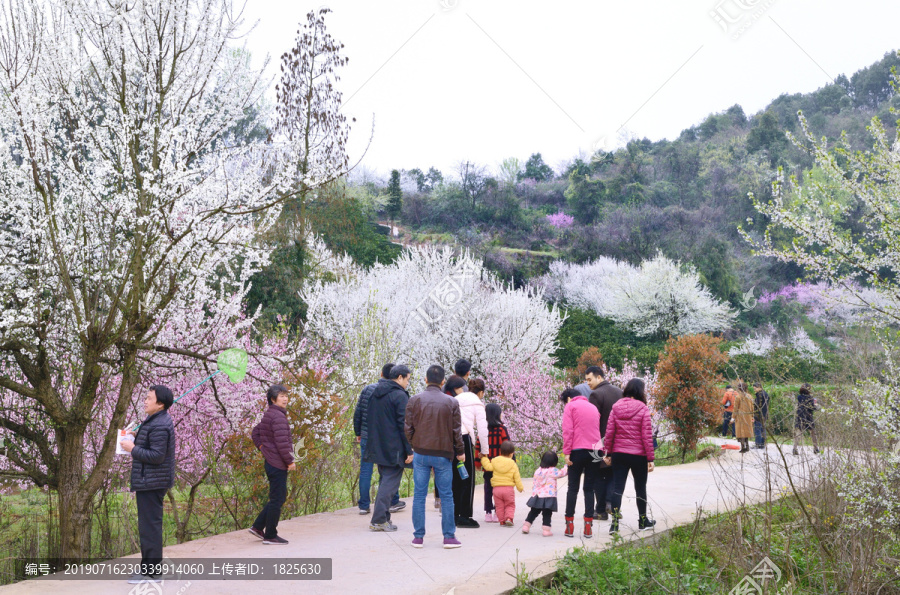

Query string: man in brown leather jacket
406 364 465 549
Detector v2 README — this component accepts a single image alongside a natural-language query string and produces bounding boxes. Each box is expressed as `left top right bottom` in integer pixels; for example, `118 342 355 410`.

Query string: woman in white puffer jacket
449 375 489 528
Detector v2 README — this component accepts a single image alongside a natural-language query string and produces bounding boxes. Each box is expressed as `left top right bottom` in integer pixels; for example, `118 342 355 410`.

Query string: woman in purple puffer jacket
603 378 655 534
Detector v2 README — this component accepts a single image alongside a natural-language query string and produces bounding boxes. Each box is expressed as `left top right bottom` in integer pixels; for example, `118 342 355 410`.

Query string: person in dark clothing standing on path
353 363 404 515
793 383 820 455
123 385 176 584
753 382 770 449
364 365 414 532
250 384 295 545
585 366 622 521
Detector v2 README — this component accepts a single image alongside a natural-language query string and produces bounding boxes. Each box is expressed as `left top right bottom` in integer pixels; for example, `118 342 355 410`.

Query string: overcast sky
239 0 900 180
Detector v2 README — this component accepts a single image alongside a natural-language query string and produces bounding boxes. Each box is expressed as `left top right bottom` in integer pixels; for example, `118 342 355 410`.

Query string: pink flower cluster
546 211 574 229
481 358 661 457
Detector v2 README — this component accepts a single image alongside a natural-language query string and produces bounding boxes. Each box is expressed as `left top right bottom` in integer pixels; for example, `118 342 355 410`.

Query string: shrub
656 335 729 460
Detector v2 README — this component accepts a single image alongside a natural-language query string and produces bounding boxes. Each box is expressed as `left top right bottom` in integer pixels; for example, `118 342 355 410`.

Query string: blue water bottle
457 460 469 480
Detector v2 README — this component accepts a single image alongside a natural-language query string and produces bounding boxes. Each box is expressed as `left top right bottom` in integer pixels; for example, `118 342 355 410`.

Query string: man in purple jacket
250 384 295 545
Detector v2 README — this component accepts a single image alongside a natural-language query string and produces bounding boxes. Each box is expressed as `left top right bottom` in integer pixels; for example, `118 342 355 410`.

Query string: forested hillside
250 50 900 376
347 51 900 303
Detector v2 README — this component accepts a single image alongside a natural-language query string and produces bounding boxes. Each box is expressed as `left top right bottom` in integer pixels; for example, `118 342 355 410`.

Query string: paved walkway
2 441 819 595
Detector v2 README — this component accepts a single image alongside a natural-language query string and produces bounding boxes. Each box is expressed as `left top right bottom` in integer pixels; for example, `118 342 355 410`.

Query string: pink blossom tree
546 211 575 229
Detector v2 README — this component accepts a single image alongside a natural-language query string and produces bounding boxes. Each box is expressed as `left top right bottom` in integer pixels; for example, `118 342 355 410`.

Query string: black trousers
483 471 494 512
564 449 599 518
721 412 735 437
452 434 475 519
525 507 554 527
594 464 613 511
253 461 288 539
610 453 649 519
136 488 168 575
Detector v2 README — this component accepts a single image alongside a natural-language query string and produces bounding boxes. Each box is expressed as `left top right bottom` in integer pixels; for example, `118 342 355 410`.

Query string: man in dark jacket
250 384 295 544
585 366 622 521
353 363 403 515
364 365 414 532
123 385 176 584
753 383 770 449
406 364 465 549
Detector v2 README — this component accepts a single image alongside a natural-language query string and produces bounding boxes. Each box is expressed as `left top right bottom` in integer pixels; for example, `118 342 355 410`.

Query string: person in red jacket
250 384 296 545
603 378 655 534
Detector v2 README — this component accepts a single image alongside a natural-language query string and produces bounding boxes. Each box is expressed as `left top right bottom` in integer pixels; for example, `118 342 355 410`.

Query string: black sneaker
456 517 480 528
594 511 609 521
263 535 289 544
389 501 407 513
638 517 656 531
248 526 264 539
609 520 619 534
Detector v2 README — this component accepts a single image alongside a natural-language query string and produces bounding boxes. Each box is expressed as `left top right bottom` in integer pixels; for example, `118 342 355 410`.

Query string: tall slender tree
386 169 403 227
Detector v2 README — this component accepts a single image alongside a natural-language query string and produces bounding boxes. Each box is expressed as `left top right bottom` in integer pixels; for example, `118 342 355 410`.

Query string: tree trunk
56 426 94 559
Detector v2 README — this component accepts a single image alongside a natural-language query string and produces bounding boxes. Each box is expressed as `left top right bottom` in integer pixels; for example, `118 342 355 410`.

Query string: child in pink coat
522 451 568 536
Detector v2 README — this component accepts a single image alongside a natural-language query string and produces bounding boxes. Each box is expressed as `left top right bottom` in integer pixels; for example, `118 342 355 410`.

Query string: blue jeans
359 439 400 510
413 454 456 539
754 419 766 448
721 412 735 437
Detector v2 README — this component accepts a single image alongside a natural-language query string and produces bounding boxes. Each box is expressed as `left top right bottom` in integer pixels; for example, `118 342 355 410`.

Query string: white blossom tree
534 253 735 337
0 0 325 557
301 242 565 393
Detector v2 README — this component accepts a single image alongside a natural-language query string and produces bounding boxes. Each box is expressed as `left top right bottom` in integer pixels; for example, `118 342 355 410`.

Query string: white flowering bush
729 326 823 364
302 242 565 393
534 253 735 337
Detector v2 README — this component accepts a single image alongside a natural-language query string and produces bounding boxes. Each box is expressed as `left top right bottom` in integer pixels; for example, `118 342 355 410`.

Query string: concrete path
2 441 819 595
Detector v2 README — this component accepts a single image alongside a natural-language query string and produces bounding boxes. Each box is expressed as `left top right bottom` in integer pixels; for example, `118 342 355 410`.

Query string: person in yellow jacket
480 441 524 526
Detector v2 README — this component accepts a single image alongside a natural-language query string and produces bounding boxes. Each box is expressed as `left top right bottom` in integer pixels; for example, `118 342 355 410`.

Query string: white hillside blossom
788 327 825 363
302 243 565 393
535 253 735 337
729 333 776 357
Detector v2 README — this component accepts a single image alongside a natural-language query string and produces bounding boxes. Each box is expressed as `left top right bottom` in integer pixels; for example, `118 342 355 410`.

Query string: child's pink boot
521 521 531 534
542 526 552 537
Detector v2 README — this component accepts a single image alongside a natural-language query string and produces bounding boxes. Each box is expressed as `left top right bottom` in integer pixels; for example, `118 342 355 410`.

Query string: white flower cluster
729 327 824 363
301 242 565 393
533 253 736 337
729 333 777 357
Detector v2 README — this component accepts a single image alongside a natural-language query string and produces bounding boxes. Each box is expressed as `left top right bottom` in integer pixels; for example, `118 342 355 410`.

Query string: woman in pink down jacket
603 378 655 534
560 387 601 539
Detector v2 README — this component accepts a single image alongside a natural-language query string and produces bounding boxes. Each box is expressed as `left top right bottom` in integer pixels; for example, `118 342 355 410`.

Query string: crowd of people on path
346 361 659 547
119 364 827 583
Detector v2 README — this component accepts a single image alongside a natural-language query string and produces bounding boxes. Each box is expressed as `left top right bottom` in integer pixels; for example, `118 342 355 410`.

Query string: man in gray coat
123 385 176 584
